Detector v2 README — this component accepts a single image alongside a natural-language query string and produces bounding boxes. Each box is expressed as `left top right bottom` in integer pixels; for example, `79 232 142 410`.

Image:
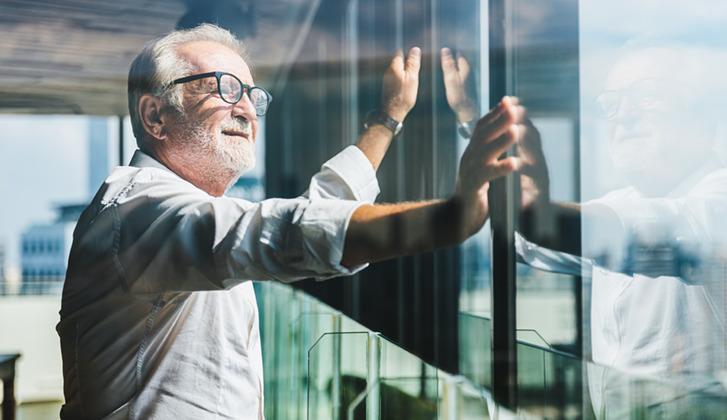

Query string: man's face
601 47 711 194
167 41 259 182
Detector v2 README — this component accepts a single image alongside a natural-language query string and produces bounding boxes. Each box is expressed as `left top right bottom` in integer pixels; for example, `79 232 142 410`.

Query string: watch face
393 121 403 136
458 124 472 139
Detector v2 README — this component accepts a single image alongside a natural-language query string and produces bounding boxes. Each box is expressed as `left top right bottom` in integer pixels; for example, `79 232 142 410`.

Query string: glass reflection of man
442 42 727 418
599 46 719 198
578 43 727 418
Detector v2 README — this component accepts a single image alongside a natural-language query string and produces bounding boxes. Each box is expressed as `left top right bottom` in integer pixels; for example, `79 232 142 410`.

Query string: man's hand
453 96 521 235
441 47 478 124
356 47 421 171
381 47 421 122
513 99 550 210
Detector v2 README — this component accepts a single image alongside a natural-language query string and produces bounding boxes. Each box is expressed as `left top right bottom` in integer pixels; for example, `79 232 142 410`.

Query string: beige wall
0 295 63 403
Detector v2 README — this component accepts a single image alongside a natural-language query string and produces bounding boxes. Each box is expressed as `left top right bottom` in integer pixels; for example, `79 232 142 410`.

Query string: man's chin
224 140 256 174
236 157 256 176
224 159 256 193
228 154 256 180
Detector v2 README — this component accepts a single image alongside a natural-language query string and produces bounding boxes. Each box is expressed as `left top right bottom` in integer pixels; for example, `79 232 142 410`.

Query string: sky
0 115 90 275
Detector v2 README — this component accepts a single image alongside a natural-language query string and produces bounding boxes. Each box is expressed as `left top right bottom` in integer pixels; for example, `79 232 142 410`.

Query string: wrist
364 109 403 137
381 100 412 122
381 107 408 124
454 102 477 124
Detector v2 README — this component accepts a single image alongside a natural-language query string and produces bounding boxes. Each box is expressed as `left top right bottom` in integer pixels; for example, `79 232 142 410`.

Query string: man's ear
138 94 169 142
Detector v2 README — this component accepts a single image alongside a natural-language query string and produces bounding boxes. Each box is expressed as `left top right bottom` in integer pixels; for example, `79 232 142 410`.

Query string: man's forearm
341 198 479 268
519 201 582 255
354 124 397 171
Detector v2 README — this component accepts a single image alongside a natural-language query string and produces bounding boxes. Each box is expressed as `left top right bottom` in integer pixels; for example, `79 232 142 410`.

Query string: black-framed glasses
171 71 273 116
595 78 687 119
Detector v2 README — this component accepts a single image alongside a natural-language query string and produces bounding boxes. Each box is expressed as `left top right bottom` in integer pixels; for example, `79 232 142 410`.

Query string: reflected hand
513 99 550 210
441 47 478 124
453 96 520 234
381 47 421 122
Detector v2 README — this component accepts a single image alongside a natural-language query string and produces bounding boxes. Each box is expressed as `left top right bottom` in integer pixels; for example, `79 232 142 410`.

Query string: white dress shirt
57 146 379 420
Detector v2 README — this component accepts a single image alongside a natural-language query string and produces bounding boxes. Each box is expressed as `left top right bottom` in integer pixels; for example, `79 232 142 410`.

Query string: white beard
610 136 662 176
171 113 256 192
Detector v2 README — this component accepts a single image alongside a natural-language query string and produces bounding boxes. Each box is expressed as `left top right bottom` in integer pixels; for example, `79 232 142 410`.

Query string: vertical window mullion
488 0 518 409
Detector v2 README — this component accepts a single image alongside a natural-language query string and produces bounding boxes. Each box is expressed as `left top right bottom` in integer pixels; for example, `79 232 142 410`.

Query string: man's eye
205 81 218 92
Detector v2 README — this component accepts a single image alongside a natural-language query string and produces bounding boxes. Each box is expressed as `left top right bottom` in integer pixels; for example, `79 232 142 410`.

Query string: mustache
218 118 252 135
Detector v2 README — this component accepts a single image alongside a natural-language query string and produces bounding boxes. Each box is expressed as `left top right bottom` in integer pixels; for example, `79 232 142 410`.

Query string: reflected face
168 41 259 182
601 47 710 194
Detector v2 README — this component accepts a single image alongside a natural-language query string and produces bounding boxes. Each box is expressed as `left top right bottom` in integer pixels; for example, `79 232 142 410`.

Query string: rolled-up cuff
299 198 369 280
309 145 380 203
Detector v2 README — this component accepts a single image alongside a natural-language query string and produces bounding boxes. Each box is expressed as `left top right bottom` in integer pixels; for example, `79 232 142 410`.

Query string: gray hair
127 23 249 148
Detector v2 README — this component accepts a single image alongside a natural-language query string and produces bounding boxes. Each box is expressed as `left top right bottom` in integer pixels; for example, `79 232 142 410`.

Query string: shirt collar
129 149 174 173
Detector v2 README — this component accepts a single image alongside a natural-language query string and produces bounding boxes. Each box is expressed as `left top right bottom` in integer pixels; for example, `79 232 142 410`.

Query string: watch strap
364 110 403 137
457 118 478 139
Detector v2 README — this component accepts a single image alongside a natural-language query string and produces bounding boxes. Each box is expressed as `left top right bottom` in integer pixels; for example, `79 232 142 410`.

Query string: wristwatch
457 118 478 139
364 110 403 137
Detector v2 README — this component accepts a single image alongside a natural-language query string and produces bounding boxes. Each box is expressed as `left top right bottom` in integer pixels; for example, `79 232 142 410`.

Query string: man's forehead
606 48 685 89
177 40 253 83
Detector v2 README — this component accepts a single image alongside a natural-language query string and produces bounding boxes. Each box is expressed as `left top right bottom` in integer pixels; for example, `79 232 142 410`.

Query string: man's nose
611 97 641 128
232 92 257 121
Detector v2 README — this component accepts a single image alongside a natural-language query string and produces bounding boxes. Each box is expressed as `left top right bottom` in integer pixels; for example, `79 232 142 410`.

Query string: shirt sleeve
581 176 727 281
213 196 367 286
304 145 380 203
115 165 368 295
515 232 589 276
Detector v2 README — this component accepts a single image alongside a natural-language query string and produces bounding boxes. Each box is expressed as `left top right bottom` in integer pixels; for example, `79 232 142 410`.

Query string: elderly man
57 24 519 419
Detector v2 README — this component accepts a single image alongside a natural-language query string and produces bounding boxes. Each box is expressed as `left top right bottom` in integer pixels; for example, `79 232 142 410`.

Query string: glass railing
459 310 727 419
308 332 441 419
458 311 492 391
256 281 727 419
256 281 497 419
516 342 585 419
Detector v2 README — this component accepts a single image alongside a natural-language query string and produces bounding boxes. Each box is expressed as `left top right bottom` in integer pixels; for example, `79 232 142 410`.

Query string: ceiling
0 0 320 116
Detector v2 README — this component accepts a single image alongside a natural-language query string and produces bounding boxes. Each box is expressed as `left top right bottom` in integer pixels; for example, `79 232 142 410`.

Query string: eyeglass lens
219 73 270 116
596 79 661 119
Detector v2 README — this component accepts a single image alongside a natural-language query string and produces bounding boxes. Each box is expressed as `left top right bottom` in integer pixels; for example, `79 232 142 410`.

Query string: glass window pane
579 0 727 416
515 0 727 417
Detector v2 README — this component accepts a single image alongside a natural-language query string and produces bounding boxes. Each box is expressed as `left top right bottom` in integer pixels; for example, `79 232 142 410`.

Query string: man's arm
341 96 520 267
355 47 421 171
